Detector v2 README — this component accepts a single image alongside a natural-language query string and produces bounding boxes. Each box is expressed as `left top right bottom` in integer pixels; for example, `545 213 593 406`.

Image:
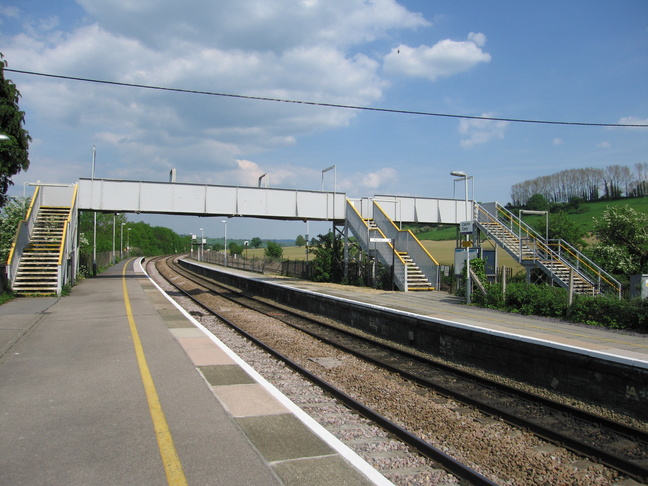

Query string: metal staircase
12 207 69 295
346 199 438 291
7 184 78 296
476 202 621 297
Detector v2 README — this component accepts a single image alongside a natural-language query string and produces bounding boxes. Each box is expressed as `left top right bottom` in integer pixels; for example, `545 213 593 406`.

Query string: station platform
0 259 390 486
196 261 648 370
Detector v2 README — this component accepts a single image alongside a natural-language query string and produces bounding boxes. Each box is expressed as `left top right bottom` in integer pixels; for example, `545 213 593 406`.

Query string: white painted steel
78 179 469 224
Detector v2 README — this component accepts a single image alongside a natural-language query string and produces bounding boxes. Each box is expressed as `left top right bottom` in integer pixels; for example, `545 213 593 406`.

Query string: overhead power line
5 68 648 128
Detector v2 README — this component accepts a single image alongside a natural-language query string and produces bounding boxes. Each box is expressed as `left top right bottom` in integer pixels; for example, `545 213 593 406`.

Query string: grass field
246 239 522 270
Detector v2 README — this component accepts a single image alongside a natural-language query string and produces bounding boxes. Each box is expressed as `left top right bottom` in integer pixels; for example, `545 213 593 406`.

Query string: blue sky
1 0 647 239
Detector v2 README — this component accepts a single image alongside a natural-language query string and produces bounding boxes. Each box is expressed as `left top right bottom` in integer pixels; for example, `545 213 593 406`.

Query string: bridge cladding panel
205 185 239 215
139 182 196 213
78 179 139 212
374 195 467 225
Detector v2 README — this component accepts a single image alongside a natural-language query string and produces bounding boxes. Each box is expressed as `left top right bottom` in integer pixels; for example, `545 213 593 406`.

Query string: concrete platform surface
0 259 389 486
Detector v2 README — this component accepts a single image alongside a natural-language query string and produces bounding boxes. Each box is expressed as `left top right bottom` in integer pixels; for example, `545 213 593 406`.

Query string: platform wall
179 259 647 421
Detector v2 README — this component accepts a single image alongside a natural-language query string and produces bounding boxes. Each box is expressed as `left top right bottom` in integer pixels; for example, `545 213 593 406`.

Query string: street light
322 165 336 233
127 228 131 256
112 214 116 264
451 170 473 304
92 146 97 276
120 223 126 260
221 220 228 267
200 228 204 261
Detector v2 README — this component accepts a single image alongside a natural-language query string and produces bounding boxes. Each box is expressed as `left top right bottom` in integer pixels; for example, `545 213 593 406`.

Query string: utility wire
6 68 648 128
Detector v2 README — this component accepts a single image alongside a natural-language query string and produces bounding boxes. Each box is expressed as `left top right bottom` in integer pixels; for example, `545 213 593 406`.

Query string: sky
1 0 647 240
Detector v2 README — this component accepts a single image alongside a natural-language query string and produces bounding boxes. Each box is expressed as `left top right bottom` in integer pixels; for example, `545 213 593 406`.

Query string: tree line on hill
510 163 648 207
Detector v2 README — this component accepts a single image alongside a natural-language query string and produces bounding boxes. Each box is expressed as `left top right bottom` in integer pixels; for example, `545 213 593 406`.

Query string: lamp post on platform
451 171 473 304
200 228 204 261
120 223 125 260
322 165 336 233
221 220 228 267
92 146 97 276
112 214 116 264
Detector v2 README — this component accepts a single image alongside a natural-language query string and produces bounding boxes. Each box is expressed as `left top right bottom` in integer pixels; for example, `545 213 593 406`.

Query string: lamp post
451 171 473 304
112 214 116 264
92 146 97 276
127 228 131 256
221 220 228 267
322 165 336 232
200 228 204 261
120 223 125 260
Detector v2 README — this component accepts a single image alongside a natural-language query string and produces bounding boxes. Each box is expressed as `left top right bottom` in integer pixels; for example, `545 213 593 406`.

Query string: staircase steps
399 252 435 291
477 216 600 296
13 206 69 295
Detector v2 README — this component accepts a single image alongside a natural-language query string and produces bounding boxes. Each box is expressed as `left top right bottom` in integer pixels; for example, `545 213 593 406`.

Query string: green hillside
513 197 648 234
410 197 648 241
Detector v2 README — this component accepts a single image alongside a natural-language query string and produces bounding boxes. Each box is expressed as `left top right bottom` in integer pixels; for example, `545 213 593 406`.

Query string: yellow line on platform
122 261 188 486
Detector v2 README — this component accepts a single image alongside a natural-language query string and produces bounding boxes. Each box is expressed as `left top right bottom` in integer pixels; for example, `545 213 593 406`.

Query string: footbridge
6 178 619 297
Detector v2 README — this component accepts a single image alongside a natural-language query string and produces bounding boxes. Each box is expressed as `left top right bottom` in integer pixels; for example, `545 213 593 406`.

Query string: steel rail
151 256 500 486
168 257 648 483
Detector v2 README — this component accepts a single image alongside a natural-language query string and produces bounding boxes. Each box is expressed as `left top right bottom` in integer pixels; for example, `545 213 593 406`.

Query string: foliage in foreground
0 196 29 261
470 260 647 332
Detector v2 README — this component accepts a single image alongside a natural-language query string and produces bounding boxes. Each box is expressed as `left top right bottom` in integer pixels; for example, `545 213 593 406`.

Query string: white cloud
552 138 563 146
617 116 648 128
458 114 509 148
383 33 491 81
338 167 398 195
467 32 486 47
76 0 429 51
597 141 611 148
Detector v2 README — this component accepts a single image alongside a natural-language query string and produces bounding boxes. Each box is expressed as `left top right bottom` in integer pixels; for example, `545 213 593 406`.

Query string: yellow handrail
373 202 439 265
57 184 79 266
479 204 620 294
346 199 407 266
6 186 40 266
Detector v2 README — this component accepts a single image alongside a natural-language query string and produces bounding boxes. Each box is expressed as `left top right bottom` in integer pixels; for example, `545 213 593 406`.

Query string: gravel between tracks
149 261 639 486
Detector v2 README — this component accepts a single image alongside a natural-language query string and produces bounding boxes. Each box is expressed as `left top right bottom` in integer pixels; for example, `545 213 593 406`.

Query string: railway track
149 256 648 485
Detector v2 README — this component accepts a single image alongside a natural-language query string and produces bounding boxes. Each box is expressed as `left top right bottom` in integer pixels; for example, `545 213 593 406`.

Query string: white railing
346 200 408 290
372 202 439 290
476 202 621 297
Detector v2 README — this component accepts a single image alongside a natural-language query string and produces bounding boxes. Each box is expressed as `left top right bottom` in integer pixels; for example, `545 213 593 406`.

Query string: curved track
151 256 648 484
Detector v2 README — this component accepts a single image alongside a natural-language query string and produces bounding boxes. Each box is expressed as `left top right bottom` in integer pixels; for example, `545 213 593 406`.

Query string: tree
295 234 306 247
534 211 587 249
526 193 549 211
589 205 648 276
228 242 243 256
250 237 263 249
0 196 30 261
264 241 283 259
310 231 344 283
0 54 31 207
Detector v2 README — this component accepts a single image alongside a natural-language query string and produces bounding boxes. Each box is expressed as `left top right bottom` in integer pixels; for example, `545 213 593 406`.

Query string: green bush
473 280 647 332
504 282 569 317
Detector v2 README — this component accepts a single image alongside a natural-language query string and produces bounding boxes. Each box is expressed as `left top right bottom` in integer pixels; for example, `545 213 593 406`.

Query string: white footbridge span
6 178 619 297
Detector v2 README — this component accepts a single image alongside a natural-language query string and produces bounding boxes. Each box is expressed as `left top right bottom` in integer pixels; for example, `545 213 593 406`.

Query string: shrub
504 283 569 317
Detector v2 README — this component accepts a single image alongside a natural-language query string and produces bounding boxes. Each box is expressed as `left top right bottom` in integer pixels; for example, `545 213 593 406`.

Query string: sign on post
460 221 474 234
